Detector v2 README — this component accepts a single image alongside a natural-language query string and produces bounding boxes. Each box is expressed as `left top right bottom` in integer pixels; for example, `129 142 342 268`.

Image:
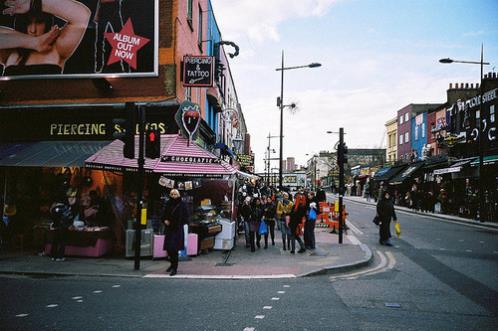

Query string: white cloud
211 0 338 43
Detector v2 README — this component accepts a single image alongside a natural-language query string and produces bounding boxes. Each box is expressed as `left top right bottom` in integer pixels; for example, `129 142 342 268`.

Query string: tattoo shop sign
183 55 214 87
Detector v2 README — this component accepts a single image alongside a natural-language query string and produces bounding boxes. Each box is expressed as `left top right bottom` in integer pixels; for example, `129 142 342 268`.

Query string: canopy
433 157 476 175
85 134 237 178
372 164 406 182
0 141 109 167
389 161 425 185
470 155 498 167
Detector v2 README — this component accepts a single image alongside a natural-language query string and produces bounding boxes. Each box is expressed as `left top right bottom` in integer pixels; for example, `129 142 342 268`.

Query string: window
405 132 409 143
422 123 425 138
399 116 403 124
187 0 193 27
197 4 203 51
405 113 409 122
399 134 403 145
185 87 191 101
414 125 418 140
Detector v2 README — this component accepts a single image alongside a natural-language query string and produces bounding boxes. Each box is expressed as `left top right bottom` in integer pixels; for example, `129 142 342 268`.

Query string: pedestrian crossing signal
145 129 161 159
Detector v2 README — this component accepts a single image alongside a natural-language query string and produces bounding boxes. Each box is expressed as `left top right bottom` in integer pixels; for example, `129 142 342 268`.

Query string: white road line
466 249 473 253
46 304 58 308
330 250 387 281
271 297 280 301
72 296 82 300
362 251 397 277
255 315 265 319
263 306 272 310
436 238 441 241
144 274 297 279
93 290 103 294
480 241 484 244
283 285 290 288
277 291 285 294
347 234 361 246
439 248 447 251
15 314 29 318
459 239 465 242
112 285 121 288
243 327 255 331
346 220 364 235
77 300 83 303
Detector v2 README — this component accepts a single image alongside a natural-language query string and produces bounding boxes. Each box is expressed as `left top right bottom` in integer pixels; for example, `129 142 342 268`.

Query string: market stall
85 134 238 257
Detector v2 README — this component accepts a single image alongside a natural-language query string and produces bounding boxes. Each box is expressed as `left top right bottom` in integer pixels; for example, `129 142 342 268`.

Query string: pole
338 127 344 244
478 44 484 222
134 105 145 270
267 133 271 186
279 50 284 190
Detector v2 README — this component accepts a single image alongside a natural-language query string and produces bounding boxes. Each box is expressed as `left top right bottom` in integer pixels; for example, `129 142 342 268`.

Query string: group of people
237 185 324 254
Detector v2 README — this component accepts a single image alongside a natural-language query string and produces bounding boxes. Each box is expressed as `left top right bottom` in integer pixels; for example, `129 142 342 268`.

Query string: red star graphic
104 19 150 70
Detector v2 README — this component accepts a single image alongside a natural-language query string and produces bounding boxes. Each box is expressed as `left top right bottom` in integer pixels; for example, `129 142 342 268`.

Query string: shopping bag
372 216 380 225
394 222 401 238
259 220 268 235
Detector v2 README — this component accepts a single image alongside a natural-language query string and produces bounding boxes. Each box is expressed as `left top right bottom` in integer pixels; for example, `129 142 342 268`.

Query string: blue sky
211 0 498 172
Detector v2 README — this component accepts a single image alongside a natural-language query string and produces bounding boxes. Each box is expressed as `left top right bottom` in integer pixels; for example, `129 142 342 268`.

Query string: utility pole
337 128 348 244
134 105 145 270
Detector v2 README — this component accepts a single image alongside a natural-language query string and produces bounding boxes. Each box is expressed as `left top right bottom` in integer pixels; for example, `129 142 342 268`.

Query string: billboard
0 0 158 80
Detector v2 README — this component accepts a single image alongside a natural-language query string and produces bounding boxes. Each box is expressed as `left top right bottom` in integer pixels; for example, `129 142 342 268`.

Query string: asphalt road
1 201 497 331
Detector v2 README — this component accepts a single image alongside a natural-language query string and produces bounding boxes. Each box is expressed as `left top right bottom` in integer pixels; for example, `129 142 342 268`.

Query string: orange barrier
317 201 348 233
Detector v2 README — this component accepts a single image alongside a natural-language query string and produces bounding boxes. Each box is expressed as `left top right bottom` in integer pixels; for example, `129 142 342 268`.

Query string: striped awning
85 134 237 177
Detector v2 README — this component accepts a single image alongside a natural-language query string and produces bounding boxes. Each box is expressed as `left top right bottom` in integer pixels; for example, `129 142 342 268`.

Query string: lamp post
276 50 321 189
439 44 490 221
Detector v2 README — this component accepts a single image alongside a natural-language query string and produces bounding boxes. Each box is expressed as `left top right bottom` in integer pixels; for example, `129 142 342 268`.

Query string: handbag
372 216 380 225
258 220 268 235
394 222 401 238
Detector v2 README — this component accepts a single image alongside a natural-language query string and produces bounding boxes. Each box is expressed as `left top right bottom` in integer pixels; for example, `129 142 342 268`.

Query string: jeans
243 218 250 247
278 218 289 249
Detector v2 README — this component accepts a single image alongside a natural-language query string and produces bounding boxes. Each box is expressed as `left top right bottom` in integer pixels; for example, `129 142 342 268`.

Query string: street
1 202 497 331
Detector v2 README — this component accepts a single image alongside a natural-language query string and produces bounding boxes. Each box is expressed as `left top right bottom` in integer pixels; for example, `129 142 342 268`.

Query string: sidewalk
344 195 498 230
0 228 372 279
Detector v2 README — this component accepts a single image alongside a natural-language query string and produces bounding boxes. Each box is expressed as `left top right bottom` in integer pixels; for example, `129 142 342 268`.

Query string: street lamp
276 50 321 189
439 44 490 221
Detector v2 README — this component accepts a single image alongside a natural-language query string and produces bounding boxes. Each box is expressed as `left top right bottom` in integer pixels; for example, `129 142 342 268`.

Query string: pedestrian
376 191 398 246
276 192 293 251
249 197 264 252
263 196 276 248
162 189 188 276
289 192 306 254
304 201 318 250
49 192 74 261
240 196 252 248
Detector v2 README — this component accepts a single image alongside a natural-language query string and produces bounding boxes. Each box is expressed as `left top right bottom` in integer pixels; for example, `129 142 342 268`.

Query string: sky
210 0 498 173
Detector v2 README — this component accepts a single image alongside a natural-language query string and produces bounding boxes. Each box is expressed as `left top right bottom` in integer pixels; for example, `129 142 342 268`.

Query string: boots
282 241 287 251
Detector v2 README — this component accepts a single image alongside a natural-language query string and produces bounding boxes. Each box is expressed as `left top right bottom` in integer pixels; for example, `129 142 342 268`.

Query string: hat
66 188 78 198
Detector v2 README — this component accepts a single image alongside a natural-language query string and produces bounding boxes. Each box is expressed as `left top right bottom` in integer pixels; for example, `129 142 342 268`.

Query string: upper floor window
187 0 193 27
404 113 409 122
414 125 418 140
399 116 403 124
399 134 403 145
405 132 409 143
197 4 203 51
421 123 425 138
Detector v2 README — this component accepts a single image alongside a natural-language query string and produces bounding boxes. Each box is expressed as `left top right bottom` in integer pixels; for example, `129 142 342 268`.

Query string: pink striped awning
85 134 237 177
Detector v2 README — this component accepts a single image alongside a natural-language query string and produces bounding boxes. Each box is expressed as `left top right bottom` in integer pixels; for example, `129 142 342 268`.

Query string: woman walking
276 192 293 251
162 189 188 276
289 192 306 254
263 196 276 248
376 191 397 246
249 197 264 252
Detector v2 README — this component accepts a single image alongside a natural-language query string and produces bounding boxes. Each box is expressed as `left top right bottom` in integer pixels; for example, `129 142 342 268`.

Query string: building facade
385 117 397 163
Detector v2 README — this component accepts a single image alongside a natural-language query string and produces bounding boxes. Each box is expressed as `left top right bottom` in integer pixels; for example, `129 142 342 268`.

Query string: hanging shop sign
0 0 159 80
160 156 221 164
236 154 254 168
183 55 215 87
175 101 201 144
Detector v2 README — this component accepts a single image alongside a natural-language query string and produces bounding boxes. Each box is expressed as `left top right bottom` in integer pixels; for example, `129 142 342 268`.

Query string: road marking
77 300 83 303
493 251 498 254
346 234 361 246
436 238 441 241
243 328 255 331
466 249 472 253
93 290 103 294
283 285 290 288
277 291 285 294
46 304 58 308
112 285 121 288
255 315 265 319
271 297 280 301
15 314 29 318
144 274 296 279
330 250 391 281
72 296 82 300
346 220 364 235
459 239 465 242
439 248 447 251
263 306 272 310
480 241 484 244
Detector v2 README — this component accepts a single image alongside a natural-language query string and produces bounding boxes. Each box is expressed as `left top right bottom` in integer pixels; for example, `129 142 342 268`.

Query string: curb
298 242 373 277
344 197 498 231
0 270 145 279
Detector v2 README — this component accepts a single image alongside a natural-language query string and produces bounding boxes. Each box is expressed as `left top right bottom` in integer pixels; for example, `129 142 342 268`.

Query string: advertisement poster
0 0 158 80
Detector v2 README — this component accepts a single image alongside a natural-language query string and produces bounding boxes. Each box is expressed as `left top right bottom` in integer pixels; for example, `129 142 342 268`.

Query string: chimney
465 83 469 89
449 83 453 89
470 83 474 88
476 83 479 89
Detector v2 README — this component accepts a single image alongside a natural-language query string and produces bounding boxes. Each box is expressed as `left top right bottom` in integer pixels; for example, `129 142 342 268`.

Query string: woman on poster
0 0 91 76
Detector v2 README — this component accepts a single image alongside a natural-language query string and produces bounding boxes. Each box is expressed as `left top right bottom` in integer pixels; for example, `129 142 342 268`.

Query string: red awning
85 134 237 177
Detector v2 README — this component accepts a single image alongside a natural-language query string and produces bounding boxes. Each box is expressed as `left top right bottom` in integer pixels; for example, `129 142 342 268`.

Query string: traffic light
337 142 348 165
113 102 137 159
145 129 161 159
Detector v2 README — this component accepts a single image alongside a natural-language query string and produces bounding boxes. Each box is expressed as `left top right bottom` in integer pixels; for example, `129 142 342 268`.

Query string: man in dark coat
162 189 188 276
376 191 397 246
